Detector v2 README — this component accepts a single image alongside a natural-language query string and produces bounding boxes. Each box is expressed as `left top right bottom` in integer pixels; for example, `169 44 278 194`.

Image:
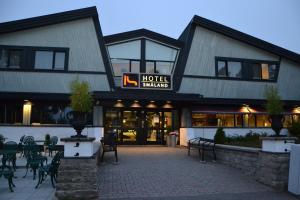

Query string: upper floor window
216 57 279 81
0 48 23 69
0 45 68 71
34 51 66 70
107 39 179 77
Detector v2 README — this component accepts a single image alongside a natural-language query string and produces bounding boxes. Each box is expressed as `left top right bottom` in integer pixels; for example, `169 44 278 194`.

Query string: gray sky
0 0 299 54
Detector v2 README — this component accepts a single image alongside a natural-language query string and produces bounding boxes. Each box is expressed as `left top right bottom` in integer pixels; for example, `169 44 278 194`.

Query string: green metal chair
48 136 58 157
23 143 47 180
0 163 15 192
36 151 62 188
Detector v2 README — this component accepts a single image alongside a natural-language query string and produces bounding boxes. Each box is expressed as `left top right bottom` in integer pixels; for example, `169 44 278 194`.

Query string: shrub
70 78 93 113
214 128 226 144
288 122 300 139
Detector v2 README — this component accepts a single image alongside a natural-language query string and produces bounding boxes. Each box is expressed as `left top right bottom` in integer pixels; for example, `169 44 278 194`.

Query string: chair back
102 132 117 148
50 136 58 145
19 135 26 144
4 141 18 150
23 136 35 145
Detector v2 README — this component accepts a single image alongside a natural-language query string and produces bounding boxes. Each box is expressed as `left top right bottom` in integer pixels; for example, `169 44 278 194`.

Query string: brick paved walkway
97 146 298 200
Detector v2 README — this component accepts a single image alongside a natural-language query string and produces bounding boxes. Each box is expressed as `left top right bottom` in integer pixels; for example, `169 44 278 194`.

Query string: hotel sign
122 73 172 90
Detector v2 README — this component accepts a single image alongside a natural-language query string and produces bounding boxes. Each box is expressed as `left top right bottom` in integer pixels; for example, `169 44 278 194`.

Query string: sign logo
122 73 139 88
122 73 172 90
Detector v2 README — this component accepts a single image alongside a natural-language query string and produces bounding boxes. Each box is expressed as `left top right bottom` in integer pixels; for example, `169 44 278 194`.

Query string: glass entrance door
122 110 140 144
105 108 179 145
145 111 163 144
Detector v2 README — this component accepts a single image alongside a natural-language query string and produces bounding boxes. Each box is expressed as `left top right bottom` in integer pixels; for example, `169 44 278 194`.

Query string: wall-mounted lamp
23 101 32 125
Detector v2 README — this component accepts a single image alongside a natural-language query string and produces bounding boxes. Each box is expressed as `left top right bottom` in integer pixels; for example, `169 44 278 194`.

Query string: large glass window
216 114 234 127
34 51 66 70
256 115 271 127
107 39 178 78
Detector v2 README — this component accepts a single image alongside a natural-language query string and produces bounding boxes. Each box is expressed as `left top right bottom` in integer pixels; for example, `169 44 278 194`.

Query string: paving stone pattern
97 146 299 200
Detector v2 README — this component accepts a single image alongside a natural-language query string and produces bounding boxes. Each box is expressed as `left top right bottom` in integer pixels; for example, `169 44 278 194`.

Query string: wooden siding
184 26 279 76
179 26 300 100
0 18 105 72
0 71 110 93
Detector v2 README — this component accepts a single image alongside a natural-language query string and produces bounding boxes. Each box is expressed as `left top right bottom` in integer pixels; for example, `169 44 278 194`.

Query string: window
216 57 279 81
217 61 227 77
107 39 178 78
111 59 140 76
228 61 242 78
146 61 155 73
34 51 66 70
216 114 234 127
0 49 22 68
256 115 271 127
0 45 68 71
156 61 174 74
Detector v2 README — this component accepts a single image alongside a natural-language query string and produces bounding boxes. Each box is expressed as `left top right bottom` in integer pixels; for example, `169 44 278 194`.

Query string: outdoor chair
18 135 26 157
2 141 18 171
188 137 216 162
48 136 58 157
0 163 15 192
100 132 118 162
36 151 62 188
23 143 47 180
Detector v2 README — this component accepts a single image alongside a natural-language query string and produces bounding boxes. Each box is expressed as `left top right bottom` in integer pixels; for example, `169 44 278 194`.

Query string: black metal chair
36 151 62 188
48 136 58 157
23 143 47 180
100 132 118 162
0 163 15 192
2 141 18 171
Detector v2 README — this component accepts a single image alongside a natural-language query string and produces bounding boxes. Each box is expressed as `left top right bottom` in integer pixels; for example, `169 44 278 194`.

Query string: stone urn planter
67 111 87 138
260 136 297 152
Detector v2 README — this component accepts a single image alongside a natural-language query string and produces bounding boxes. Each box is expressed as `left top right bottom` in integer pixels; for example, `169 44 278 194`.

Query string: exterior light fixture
131 100 141 108
114 100 124 108
146 101 157 108
23 101 32 125
162 101 173 109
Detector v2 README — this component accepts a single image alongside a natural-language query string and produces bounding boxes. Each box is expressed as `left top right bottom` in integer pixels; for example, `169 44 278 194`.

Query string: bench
188 137 216 162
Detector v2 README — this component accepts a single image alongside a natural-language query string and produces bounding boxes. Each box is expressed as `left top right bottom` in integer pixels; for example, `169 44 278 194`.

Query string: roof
0 7 99 34
173 15 300 91
0 7 116 90
191 15 300 64
104 28 183 47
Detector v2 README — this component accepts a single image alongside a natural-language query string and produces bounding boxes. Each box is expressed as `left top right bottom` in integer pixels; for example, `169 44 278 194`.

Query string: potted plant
261 86 297 152
68 78 93 138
